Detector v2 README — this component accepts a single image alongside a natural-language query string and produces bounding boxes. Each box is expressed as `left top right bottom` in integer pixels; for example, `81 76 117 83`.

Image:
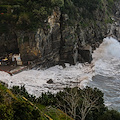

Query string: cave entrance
0 32 23 66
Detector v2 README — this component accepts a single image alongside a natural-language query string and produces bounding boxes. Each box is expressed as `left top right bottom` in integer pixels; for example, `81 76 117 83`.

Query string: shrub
0 104 14 120
12 101 41 120
97 110 120 120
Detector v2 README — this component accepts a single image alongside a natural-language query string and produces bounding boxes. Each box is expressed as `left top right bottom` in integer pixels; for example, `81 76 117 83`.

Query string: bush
10 85 120 120
37 92 56 106
0 104 14 120
98 110 120 120
11 86 36 102
51 0 64 7
0 0 55 32
12 101 41 120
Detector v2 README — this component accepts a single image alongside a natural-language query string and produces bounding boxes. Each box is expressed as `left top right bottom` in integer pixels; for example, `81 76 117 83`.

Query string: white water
0 37 120 111
90 37 120 111
92 37 120 78
0 63 93 96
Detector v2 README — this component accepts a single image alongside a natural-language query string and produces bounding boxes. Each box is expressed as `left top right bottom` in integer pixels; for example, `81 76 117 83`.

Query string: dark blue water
89 75 120 111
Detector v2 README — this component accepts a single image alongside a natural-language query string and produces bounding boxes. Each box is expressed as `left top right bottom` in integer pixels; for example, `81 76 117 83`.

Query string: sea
0 37 120 111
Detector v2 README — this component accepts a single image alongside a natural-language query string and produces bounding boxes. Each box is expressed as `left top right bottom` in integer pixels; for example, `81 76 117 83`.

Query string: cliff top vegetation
0 0 117 34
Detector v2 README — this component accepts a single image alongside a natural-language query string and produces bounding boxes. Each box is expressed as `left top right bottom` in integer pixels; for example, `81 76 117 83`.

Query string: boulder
47 79 54 84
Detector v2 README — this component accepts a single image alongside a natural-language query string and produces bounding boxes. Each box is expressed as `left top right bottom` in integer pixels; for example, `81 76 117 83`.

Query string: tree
51 0 64 7
55 87 105 120
79 87 104 120
56 87 80 119
97 110 120 120
71 0 101 11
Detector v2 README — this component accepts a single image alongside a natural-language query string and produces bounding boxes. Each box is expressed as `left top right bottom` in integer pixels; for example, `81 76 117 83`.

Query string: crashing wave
0 37 120 110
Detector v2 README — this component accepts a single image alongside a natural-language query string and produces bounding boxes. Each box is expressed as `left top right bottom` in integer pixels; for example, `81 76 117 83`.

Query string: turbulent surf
0 37 120 111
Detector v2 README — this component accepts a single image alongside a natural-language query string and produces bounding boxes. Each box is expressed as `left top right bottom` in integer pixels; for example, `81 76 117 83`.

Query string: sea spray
0 63 93 97
92 37 120 61
90 37 120 111
92 37 120 77
0 37 120 111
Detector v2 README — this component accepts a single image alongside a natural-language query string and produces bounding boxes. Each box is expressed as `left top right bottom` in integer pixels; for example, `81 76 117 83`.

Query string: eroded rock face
0 2 120 67
0 32 19 57
15 7 61 66
107 0 120 41
59 12 107 64
78 45 92 63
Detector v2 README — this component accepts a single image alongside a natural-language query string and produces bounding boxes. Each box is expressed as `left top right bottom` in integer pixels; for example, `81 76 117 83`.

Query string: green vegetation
52 0 64 7
108 0 114 5
60 0 102 21
0 84 73 120
0 84 41 120
35 87 120 120
0 0 55 33
71 0 101 14
0 0 116 34
0 83 120 120
11 85 120 120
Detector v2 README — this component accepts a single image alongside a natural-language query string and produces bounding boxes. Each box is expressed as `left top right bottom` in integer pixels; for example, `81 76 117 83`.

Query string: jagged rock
47 79 53 84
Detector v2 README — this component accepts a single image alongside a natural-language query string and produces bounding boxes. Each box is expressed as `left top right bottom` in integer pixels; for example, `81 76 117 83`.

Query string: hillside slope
0 83 73 120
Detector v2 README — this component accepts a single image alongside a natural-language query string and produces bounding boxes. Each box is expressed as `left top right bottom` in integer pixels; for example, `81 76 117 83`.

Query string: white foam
0 37 120 111
90 37 120 111
0 63 93 97
92 37 120 77
93 37 120 61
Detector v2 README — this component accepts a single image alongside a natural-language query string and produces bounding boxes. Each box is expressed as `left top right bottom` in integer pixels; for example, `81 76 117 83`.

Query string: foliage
36 86 120 120
36 87 105 119
1 83 120 120
0 0 55 33
108 0 114 5
11 85 36 102
0 0 116 34
60 0 102 20
0 83 72 120
71 0 101 11
12 101 41 120
97 110 120 120
51 0 64 7
37 92 56 106
0 84 41 120
55 87 106 120
0 104 14 120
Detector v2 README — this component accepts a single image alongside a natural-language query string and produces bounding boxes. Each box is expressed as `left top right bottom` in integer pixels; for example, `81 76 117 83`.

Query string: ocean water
0 37 120 111
89 37 120 111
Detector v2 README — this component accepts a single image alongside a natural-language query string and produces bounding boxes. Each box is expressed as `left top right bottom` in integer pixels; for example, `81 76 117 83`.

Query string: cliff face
0 32 19 57
18 7 61 67
0 1 120 67
107 0 120 41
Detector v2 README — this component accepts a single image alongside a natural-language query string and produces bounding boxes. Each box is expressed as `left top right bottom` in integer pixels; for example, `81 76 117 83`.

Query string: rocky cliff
0 0 120 67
